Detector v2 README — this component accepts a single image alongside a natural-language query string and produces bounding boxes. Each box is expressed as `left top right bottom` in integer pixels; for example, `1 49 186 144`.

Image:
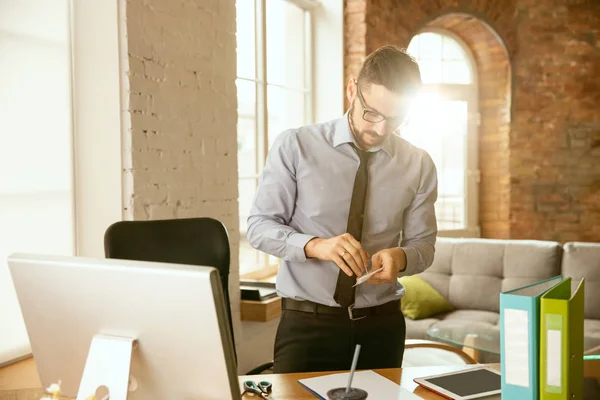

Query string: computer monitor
7 253 240 400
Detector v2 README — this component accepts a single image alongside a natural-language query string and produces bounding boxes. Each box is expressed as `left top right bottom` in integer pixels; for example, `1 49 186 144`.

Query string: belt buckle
347 305 366 321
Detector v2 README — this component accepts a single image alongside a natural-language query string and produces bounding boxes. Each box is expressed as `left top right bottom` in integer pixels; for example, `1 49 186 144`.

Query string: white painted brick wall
121 0 241 355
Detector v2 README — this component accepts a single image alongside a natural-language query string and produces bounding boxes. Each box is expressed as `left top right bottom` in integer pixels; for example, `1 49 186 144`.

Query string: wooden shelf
241 296 281 322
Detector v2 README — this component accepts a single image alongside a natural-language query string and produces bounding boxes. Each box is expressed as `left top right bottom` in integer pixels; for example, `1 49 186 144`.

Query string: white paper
503 308 530 387
298 370 420 399
547 329 562 387
353 267 384 287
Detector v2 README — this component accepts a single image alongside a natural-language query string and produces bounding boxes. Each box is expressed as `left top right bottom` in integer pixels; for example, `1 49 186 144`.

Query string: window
404 31 480 235
0 0 74 363
236 0 317 275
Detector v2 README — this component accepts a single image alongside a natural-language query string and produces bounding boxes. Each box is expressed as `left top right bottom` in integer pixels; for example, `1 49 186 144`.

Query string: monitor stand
76 334 137 400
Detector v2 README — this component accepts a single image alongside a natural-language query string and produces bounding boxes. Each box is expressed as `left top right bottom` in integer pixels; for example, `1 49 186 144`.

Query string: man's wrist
304 237 322 258
286 233 317 262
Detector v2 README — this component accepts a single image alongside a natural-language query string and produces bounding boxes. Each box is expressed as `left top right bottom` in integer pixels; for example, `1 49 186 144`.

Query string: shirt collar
333 111 393 156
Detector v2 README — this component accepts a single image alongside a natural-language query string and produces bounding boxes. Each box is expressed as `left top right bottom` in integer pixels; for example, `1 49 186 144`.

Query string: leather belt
281 298 400 320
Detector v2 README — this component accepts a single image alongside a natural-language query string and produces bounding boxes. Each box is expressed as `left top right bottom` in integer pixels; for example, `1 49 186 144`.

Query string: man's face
347 79 411 150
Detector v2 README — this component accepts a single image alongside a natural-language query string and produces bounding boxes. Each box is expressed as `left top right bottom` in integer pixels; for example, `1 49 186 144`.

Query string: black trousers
273 300 406 373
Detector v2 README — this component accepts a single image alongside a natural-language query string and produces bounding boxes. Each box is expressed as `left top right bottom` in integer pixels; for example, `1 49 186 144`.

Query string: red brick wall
344 0 600 242
344 0 367 109
511 1 600 242
359 0 517 57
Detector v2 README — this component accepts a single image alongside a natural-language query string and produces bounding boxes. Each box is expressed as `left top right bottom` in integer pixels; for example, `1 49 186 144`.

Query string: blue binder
499 275 564 400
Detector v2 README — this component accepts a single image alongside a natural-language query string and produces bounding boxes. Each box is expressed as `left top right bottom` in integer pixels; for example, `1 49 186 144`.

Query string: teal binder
500 275 564 400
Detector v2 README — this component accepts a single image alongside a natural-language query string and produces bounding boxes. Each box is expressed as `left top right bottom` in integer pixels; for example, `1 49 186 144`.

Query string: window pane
439 101 468 198
409 32 473 85
442 36 466 61
401 96 468 230
407 35 420 59
236 79 256 177
417 32 442 60
0 47 72 192
267 85 305 149
266 0 305 88
418 59 443 84
239 237 261 274
443 61 471 84
235 0 255 79
238 178 257 233
239 179 261 274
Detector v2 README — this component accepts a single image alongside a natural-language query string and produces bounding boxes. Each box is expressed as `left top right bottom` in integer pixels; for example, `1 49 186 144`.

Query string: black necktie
333 144 372 308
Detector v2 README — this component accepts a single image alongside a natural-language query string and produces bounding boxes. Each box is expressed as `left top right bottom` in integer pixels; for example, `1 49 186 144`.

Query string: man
246 45 438 373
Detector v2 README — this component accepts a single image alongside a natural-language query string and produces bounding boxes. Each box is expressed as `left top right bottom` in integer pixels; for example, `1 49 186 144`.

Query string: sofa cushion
420 238 562 313
399 275 454 320
561 242 600 320
405 317 441 340
440 310 500 326
449 274 503 313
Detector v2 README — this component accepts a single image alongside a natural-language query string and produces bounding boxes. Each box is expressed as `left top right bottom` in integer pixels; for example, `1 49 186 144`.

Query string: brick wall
359 0 517 58
344 0 367 109
345 0 600 242
121 0 241 345
511 0 600 242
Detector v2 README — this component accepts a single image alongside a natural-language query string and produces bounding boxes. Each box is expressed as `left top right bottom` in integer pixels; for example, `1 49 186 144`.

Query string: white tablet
413 366 501 399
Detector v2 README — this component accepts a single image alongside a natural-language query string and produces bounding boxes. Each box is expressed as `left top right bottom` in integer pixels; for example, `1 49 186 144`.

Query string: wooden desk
3 356 600 399
238 364 482 399
0 357 479 399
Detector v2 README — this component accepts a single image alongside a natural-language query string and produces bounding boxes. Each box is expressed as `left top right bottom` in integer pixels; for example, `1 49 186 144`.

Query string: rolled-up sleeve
400 151 438 276
246 131 315 262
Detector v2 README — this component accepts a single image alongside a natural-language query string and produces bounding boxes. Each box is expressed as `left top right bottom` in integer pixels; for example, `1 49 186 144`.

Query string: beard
361 129 380 140
349 103 385 149
348 103 367 142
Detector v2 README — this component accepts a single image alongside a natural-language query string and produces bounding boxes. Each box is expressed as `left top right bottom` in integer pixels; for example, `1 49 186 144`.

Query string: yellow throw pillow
399 275 453 320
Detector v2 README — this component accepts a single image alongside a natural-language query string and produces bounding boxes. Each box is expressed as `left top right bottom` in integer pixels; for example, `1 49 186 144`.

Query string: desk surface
4 357 600 399
0 357 485 399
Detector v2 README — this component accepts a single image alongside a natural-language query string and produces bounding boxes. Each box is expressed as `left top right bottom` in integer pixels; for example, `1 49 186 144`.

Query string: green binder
539 277 585 400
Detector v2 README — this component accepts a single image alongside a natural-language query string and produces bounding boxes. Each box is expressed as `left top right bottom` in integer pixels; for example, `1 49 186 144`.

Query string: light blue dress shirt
246 113 438 308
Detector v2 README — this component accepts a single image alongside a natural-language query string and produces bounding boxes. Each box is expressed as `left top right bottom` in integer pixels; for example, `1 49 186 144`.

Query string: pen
345 344 361 395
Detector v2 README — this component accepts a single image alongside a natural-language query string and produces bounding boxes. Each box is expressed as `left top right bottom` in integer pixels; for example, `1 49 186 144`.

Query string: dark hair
356 45 422 94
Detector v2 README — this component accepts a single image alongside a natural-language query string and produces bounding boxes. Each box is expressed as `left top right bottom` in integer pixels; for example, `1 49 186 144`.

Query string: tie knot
350 143 373 163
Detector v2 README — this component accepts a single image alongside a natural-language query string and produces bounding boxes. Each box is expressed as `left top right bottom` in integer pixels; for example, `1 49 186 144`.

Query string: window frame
237 0 319 276
408 28 481 238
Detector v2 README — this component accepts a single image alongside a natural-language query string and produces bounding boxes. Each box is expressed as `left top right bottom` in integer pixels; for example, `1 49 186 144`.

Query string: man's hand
367 248 406 284
304 233 370 277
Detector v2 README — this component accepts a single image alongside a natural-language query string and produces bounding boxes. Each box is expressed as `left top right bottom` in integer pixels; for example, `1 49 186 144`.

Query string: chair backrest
103 217 236 360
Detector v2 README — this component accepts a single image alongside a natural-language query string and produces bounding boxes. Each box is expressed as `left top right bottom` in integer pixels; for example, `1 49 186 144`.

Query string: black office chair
103 217 273 375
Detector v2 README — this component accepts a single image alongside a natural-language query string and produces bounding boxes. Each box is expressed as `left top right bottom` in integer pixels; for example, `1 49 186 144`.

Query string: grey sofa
405 237 600 357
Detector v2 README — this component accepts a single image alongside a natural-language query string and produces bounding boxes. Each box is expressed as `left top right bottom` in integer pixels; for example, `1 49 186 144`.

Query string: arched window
404 31 480 236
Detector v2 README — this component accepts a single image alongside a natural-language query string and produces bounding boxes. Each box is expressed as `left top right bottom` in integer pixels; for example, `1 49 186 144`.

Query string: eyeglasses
354 81 405 129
